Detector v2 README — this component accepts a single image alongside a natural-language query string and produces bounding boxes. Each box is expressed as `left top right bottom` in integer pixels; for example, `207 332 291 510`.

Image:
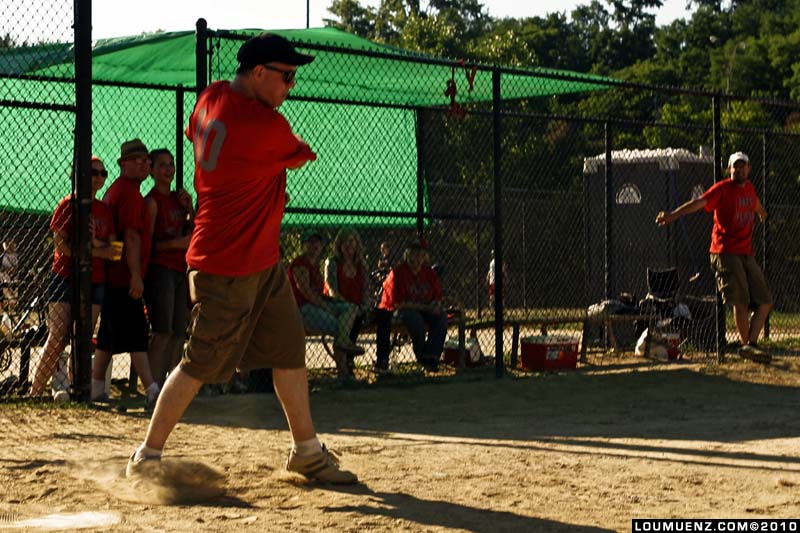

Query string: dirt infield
2 355 800 532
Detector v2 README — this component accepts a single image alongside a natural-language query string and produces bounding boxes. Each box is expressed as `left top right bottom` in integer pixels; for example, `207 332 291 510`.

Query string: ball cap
728 151 749 167
237 33 314 70
301 229 323 243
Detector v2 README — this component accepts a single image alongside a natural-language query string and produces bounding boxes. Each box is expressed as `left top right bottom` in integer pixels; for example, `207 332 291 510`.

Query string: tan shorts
709 253 772 307
180 263 306 384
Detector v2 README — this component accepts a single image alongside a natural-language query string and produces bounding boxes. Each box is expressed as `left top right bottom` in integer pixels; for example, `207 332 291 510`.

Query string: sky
4 0 694 43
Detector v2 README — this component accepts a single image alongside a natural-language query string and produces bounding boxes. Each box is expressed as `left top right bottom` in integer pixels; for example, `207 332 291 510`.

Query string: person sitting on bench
375 241 447 373
288 229 364 378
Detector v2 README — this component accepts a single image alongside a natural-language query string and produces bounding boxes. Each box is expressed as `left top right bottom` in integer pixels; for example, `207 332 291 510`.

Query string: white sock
292 436 323 457
133 444 162 462
91 379 106 399
145 382 160 400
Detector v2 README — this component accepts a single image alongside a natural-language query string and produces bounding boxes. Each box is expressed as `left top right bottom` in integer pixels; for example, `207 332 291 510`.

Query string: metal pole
307 0 310 28
195 18 209 95
762 132 770 339
712 95 725 362
175 86 184 190
475 187 481 319
73 0 93 402
492 69 504 378
415 110 425 240
604 122 613 301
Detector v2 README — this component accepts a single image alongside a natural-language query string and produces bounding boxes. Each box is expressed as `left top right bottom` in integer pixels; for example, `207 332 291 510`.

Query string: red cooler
520 336 579 371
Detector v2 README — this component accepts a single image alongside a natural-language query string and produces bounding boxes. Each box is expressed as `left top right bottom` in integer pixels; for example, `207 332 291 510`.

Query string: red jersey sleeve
117 194 144 233
429 269 443 301
701 180 726 212
50 196 72 234
379 269 396 311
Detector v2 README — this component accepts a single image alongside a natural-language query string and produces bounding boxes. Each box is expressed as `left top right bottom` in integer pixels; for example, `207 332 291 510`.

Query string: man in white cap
126 33 357 484
656 151 772 363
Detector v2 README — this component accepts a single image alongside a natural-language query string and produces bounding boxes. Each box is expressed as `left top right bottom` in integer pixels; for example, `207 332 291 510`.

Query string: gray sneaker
739 344 772 364
286 444 358 484
126 452 162 479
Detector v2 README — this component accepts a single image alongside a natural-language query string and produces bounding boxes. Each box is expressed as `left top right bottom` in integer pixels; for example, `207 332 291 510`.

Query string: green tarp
0 27 612 226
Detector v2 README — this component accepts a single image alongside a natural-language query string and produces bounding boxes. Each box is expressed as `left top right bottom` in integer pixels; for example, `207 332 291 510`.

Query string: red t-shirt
323 261 365 305
103 176 152 288
185 81 316 276
146 189 188 273
701 179 758 255
50 195 115 284
378 261 443 312
288 255 324 308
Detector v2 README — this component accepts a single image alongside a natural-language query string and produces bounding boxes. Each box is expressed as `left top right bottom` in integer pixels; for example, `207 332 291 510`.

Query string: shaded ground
2 354 800 532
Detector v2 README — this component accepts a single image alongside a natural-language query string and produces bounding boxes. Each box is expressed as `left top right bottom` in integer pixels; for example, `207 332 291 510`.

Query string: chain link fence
2 14 799 403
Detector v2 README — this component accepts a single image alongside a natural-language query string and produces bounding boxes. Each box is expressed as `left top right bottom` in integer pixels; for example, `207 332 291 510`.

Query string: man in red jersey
375 242 448 373
93 139 160 406
127 34 357 484
656 151 772 363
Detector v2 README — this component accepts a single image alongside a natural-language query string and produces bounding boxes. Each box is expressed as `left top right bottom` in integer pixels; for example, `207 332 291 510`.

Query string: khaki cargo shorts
180 263 306 384
709 253 772 307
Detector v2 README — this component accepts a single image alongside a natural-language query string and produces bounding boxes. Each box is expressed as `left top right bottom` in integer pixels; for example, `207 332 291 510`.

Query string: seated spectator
324 228 370 376
30 156 119 398
376 241 391 270
375 242 447 373
0 239 19 308
144 148 193 387
288 229 364 378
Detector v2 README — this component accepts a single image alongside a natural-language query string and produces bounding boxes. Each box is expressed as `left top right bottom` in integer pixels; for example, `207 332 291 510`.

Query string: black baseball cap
237 33 314 70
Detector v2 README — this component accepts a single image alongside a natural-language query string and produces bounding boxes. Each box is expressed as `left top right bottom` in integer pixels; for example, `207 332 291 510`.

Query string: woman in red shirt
144 148 194 387
30 156 119 398
324 228 370 374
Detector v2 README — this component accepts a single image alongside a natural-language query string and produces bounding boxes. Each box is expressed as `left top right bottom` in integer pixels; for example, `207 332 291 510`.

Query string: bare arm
756 198 767 222
324 259 343 301
293 266 329 309
656 198 707 226
125 227 143 299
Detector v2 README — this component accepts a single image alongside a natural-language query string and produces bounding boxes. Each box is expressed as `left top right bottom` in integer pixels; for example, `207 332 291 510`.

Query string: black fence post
712 95 725 362
73 0 93 402
492 68 504 378
604 122 613 301
196 18 209 96
176 86 184 190
475 187 481 319
415 110 425 240
762 132 770 339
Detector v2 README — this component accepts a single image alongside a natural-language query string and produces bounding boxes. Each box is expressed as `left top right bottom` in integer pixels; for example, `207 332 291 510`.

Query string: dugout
0 24 611 228
583 148 716 303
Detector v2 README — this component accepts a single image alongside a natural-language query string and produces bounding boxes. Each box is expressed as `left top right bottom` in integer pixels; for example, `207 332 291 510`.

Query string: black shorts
96 286 149 354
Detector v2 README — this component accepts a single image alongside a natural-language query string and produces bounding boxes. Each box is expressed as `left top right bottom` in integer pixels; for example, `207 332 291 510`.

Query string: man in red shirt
376 242 448 373
92 139 160 405
127 34 357 484
656 151 772 362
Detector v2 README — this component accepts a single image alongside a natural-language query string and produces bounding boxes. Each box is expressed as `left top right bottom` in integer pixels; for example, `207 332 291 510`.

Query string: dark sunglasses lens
92 170 108 177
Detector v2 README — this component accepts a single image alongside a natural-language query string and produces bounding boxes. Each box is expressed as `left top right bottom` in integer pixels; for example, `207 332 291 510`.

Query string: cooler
520 335 579 371
443 337 483 368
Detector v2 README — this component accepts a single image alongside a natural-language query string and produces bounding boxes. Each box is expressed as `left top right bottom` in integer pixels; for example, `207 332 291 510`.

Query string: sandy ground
2 353 800 532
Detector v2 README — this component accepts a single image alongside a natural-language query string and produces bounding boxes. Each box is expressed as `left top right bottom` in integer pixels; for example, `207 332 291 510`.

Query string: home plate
0 511 121 530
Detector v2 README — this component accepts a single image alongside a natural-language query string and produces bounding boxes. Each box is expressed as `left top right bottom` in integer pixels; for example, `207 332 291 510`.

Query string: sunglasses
91 169 108 177
261 64 296 84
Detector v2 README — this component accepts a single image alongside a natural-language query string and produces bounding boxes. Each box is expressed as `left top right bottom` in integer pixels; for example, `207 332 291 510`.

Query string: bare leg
143 366 203 450
148 333 172 387
272 367 316 442
748 303 773 345
732 304 750 345
130 351 155 388
30 302 70 397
